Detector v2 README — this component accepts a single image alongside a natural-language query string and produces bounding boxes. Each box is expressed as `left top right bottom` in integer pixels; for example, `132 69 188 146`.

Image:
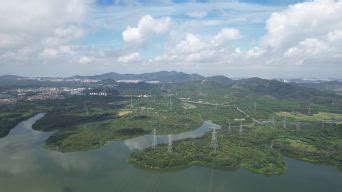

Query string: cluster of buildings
0 87 89 106
0 94 15 105
15 87 88 101
0 83 116 106
89 92 107 96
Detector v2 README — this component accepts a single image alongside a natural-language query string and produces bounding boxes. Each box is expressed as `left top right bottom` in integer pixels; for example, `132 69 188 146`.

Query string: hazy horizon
2 70 342 81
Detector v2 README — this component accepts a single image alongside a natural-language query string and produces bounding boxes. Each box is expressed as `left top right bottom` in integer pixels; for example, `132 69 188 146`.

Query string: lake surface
0 114 341 192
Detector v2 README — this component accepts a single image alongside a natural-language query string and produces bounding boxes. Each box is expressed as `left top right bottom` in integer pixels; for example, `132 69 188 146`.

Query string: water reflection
0 115 220 177
0 115 340 192
124 121 221 150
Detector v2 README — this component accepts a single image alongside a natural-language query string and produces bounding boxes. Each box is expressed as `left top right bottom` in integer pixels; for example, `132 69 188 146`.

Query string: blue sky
84 0 283 60
96 0 306 6
0 0 341 78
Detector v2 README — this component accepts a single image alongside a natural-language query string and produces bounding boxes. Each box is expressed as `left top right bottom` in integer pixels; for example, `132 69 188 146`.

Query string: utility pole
254 102 257 112
167 134 173 153
239 121 243 135
283 117 287 129
84 103 89 116
271 115 275 128
169 95 172 110
152 128 157 149
210 128 218 152
130 95 133 109
228 121 231 133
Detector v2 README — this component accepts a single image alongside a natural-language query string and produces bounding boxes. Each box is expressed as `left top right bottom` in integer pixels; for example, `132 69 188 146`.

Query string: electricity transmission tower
130 95 133 109
254 102 257 112
210 128 218 152
167 134 173 153
152 128 157 149
169 95 172 110
239 121 243 135
228 121 231 133
271 115 276 128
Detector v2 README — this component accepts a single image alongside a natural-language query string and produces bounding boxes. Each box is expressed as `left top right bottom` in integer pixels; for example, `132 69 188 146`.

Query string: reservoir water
0 114 341 192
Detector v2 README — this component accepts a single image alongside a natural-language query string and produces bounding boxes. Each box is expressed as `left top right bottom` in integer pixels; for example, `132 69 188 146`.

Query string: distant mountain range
0 75 25 81
1 71 341 95
69 71 204 83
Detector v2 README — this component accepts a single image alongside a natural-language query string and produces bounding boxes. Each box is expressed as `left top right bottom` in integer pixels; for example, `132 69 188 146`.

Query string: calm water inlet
0 114 341 192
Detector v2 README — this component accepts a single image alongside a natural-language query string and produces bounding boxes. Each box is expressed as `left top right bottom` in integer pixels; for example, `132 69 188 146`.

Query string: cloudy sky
0 0 341 78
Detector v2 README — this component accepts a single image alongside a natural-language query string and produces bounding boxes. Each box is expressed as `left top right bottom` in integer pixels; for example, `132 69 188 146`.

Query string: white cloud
122 14 171 44
79 56 93 64
176 33 206 53
148 1 342 78
40 45 77 58
43 26 85 46
41 48 59 58
246 47 264 58
284 38 327 57
0 0 341 78
0 33 17 48
327 30 342 42
153 29 238 66
0 0 89 73
213 28 241 45
232 0 342 77
58 45 77 55
262 0 342 50
0 0 87 48
117 52 141 63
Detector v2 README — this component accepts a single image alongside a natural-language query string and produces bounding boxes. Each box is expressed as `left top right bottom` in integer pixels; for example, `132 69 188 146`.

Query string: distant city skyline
0 0 341 79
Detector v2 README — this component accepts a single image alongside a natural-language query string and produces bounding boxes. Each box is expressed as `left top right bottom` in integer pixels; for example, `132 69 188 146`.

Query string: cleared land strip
181 99 262 126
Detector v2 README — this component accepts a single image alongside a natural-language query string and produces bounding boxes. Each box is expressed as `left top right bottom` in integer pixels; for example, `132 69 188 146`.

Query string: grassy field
276 111 342 123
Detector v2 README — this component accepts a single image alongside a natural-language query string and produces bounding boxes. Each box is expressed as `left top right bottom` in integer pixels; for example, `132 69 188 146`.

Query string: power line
239 121 243 135
152 128 157 149
130 95 133 109
271 115 275 128
167 134 173 153
210 128 218 152
228 121 231 133
169 95 172 110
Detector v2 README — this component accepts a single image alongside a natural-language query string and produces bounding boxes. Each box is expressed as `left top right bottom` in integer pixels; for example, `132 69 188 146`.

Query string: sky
0 0 341 78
